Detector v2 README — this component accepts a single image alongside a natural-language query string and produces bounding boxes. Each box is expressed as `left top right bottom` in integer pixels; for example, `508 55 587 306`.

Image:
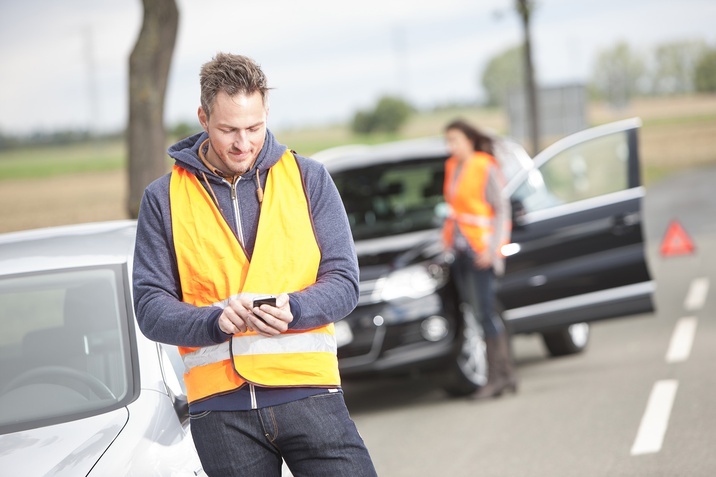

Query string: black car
315 118 655 395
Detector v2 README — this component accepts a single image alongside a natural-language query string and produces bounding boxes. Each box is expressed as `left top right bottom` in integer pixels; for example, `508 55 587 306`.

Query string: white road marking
630 380 679 456
665 316 698 363
683 277 709 311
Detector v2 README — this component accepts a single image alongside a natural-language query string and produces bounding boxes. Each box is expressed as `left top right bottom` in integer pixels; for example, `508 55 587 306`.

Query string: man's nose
233 131 249 149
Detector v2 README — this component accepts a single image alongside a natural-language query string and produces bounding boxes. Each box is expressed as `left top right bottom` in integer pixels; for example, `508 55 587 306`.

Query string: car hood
0 408 128 476
355 229 442 279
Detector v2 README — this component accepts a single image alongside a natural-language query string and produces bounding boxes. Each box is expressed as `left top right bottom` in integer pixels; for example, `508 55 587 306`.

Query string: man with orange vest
443 119 515 401
133 53 376 476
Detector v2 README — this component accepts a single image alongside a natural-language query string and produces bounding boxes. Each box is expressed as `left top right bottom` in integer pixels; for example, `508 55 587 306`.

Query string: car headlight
376 263 447 302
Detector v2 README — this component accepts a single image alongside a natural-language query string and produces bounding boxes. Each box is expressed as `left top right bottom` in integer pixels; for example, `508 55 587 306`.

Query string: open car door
498 118 655 352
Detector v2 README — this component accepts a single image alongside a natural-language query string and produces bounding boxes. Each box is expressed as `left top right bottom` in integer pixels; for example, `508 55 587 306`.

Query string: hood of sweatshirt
166 129 288 180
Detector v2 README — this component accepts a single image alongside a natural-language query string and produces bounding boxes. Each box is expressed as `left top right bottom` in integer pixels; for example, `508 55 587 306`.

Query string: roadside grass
0 140 125 180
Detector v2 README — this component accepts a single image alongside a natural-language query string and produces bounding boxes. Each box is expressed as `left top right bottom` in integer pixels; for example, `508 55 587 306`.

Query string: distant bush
351 96 414 134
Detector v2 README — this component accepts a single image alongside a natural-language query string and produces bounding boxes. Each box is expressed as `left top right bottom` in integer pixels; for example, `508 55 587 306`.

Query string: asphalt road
342 165 716 477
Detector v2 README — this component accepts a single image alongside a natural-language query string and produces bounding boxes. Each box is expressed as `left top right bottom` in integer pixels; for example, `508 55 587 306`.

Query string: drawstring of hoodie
255 168 264 204
200 171 225 217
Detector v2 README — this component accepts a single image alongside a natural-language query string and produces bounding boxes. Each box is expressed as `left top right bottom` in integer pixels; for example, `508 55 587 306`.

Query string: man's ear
198 106 208 131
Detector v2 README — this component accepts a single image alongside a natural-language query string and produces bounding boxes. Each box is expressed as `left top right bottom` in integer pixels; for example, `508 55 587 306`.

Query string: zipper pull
231 178 238 201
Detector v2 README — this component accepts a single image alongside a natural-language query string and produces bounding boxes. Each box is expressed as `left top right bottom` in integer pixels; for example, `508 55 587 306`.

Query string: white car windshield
0 267 131 434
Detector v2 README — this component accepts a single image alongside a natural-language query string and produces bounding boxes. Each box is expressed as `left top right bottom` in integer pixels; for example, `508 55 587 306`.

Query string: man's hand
218 298 250 335
218 293 293 337
249 293 293 336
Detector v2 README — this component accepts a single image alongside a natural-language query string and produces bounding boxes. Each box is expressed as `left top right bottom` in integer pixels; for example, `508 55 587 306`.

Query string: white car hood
0 408 127 476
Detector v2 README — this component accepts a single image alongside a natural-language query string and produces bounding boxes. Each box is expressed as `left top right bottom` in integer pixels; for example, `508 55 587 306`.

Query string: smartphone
253 295 277 308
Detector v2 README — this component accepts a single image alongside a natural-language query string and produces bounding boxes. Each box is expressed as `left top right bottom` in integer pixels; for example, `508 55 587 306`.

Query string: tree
591 42 646 109
694 47 716 93
372 97 414 132
127 0 179 218
481 45 523 107
351 110 374 135
651 40 707 94
351 96 414 135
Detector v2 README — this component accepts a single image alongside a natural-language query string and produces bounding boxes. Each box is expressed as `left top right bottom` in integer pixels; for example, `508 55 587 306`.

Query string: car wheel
541 322 590 357
442 304 488 397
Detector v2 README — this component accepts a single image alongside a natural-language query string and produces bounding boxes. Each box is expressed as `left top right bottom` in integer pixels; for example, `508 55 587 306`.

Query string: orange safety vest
442 151 499 255
169 150 340 404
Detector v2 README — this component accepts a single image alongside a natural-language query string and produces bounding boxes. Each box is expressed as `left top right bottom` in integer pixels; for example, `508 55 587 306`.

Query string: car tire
541 322 590 357
442 304 488 397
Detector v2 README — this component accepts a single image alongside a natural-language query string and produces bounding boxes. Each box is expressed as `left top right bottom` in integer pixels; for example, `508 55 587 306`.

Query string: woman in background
442 119 516 400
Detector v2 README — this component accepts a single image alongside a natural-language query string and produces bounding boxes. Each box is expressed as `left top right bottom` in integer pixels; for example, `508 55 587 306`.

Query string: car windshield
0 267 132 434
332 157 447 241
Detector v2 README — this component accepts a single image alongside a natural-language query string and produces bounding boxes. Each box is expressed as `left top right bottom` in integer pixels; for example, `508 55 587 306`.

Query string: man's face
198 90 268 176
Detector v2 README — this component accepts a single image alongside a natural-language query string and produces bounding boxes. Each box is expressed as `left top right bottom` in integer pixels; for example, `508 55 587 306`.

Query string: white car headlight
377 263 446 302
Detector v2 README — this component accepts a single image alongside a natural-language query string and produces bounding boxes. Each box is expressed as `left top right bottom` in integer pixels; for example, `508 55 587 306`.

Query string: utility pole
516 0 540 155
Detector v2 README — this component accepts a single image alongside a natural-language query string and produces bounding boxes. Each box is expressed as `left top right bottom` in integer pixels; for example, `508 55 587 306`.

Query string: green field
0 140 125 180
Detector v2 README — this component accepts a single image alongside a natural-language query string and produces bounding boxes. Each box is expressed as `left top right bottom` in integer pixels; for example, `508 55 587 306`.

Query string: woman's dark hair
445 119 494 156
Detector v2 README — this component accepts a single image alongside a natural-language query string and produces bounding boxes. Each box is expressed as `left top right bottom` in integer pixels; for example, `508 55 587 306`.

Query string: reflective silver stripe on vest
182 332 337 371
182 342 229 370
446 204 492 227
451 212 492 227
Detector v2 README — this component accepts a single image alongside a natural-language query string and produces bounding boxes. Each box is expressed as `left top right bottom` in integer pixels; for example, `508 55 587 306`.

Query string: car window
332 158 446 240
512 130 630 214
0 267 132 433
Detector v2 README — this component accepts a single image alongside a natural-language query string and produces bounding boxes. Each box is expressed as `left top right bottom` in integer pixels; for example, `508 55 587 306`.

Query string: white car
0 221 205 476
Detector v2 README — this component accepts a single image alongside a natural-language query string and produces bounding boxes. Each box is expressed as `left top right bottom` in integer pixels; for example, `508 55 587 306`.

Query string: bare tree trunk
127 0 179 218
516 0 540 155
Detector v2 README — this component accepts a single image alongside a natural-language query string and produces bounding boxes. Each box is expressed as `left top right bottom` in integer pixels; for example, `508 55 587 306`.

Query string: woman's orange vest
169 150 340 404
442 151 498 255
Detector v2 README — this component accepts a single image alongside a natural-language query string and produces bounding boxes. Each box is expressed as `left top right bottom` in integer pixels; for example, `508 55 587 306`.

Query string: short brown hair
199 53 270 118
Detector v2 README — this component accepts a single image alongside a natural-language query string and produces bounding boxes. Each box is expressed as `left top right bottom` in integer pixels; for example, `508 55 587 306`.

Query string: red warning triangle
660 220 695 257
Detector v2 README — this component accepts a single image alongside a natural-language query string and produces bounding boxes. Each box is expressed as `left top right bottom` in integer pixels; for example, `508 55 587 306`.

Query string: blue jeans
450 251 505 339
189 392 377 477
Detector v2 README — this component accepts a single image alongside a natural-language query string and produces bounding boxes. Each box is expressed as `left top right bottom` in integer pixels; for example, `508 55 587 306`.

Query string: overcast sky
0 0 714 135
